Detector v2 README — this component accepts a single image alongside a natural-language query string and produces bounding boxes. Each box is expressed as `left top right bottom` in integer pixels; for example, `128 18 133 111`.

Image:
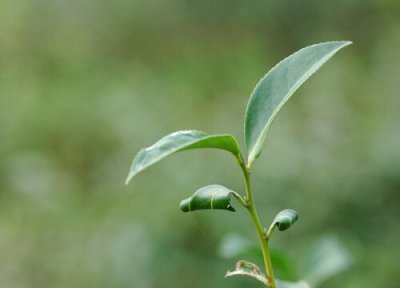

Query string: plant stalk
237 155 276 288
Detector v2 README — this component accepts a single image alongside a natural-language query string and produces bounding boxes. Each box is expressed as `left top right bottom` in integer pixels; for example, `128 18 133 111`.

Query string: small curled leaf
273 209 299 231
180 185 239 212
225 260 268 286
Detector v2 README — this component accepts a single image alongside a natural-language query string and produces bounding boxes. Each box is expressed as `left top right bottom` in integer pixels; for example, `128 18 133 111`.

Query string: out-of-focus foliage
302 236 353 287
0 0 399 287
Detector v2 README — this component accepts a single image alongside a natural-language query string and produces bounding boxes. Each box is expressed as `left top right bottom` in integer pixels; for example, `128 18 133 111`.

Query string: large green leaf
126 130 240 184
245 41 352 166
180 185 238 212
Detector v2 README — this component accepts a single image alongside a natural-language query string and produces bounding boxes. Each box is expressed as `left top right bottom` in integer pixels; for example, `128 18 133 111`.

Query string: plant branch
266 222 276 240
236 155 276 288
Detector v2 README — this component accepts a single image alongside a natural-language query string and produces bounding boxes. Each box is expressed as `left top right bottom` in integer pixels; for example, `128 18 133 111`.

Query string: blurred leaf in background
302 235 353 287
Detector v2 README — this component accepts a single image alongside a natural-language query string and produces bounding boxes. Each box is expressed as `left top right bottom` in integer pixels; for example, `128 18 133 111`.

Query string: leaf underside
245 41 352 166
180 185 237 212
126 130 240 184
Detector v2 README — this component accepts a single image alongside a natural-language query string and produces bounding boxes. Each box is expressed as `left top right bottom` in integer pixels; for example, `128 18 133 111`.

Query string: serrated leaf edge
245 41 352 166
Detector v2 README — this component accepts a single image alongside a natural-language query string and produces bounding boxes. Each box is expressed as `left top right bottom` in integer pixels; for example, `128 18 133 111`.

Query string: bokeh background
1 0 399 287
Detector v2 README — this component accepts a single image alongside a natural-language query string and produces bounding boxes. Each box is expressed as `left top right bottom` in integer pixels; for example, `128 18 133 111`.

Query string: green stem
237 155 276 288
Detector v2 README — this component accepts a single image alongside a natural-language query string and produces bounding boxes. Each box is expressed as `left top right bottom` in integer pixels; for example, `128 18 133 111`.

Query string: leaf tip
125 171 136 186
338 40 353 49
179 198 190 212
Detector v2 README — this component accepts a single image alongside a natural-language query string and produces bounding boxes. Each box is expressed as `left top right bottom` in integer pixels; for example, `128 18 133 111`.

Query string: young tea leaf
180 185 239 212
245 41 352 167
273 209 299 231
126 130 240 184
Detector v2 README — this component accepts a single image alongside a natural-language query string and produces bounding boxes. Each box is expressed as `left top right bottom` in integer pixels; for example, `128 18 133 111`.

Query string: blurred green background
0 0 399 287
